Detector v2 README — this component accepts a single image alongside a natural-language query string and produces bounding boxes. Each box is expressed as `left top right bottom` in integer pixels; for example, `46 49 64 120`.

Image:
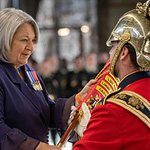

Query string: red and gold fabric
76 58 119 112
73 71 150 150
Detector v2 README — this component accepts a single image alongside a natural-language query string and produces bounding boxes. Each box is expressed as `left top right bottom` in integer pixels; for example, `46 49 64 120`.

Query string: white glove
68 103 91 138
68 105 77 125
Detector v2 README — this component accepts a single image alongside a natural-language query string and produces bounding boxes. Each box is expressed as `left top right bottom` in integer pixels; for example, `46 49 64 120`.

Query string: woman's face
6 23 36 66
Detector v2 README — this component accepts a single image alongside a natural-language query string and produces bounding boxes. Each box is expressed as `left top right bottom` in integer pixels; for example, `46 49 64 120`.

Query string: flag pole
57 111 80 148
57 59 119 148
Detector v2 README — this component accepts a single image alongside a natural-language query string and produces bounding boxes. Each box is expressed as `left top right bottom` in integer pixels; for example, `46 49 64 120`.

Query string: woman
0 8 96 150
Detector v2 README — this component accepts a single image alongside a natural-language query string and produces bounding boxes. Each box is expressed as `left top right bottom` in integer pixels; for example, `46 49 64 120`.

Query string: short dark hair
124 43 140 69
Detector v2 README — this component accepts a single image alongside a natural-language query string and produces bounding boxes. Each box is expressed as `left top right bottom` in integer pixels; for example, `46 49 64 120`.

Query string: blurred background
0 0 146 149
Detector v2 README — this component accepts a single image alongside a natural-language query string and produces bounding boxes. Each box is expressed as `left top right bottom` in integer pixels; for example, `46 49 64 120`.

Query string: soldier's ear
119 47 129 61
120 46 129 61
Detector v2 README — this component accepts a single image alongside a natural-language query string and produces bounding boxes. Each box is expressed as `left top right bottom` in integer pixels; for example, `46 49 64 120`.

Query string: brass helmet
106 0 150 75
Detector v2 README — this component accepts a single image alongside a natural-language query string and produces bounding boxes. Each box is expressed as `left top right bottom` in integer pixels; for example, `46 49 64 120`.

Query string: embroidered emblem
107 91 150 128
111 93 144 110
112 93 127 99
128 96 144 110
86 95 101 111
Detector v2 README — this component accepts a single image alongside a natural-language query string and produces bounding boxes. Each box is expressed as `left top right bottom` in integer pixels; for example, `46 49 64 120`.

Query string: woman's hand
35 142 61 150
75 79 97 107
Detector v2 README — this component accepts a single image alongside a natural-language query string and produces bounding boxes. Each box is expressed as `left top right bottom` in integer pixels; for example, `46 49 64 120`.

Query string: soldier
85 52 99 80
72 0 150 149
66 55 88 97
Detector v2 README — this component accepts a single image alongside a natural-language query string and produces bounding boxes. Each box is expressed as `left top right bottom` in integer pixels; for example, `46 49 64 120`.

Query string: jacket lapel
2 62 49 127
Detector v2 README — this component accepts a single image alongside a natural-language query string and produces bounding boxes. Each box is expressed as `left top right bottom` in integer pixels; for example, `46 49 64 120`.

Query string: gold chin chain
110 32 131 75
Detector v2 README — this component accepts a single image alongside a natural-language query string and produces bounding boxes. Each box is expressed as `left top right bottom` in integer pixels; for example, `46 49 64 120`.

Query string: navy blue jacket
0 60 58 149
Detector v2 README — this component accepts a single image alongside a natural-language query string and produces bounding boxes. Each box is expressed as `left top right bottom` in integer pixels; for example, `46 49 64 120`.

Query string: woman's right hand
75 79 97 107
35 142 61 150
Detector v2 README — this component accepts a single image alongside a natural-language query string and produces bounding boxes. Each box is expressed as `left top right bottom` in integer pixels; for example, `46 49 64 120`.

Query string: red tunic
73 71 150 150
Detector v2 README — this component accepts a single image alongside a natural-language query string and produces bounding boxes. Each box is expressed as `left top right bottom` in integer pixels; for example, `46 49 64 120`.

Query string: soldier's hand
68 103 91 138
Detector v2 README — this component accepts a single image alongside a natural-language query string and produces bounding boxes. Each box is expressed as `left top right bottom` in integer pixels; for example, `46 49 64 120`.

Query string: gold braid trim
107 90 150 128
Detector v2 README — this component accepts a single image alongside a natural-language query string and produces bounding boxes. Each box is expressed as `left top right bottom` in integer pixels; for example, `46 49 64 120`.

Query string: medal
26 71 43 91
